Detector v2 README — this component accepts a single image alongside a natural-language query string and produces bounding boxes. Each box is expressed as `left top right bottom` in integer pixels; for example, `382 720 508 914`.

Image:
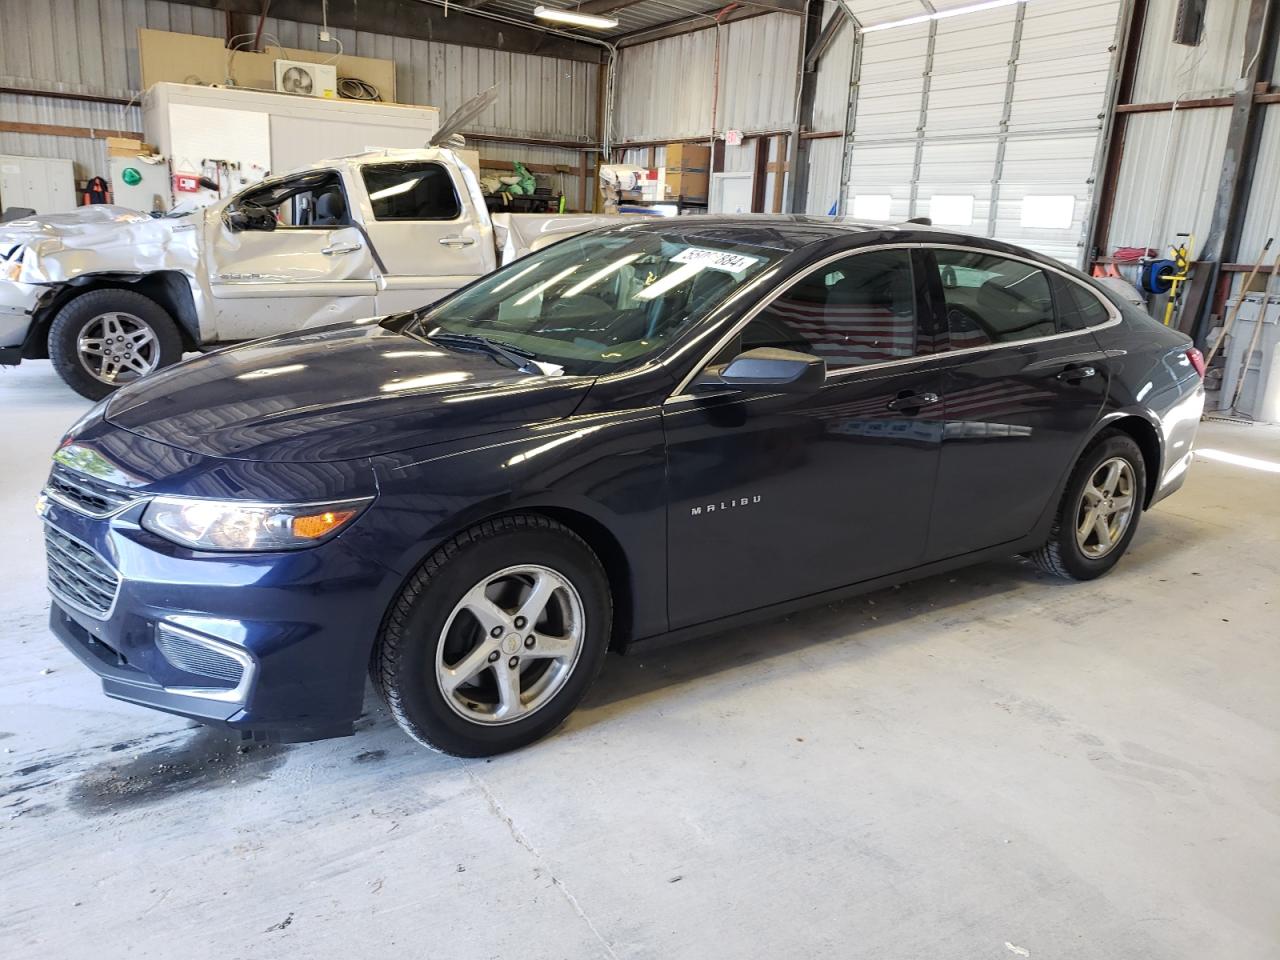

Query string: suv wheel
372 514 612 756
48 289 183 400
1028 431 1147 580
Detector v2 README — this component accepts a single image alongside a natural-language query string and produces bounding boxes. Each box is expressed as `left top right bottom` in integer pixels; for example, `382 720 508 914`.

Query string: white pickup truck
0 148 611 398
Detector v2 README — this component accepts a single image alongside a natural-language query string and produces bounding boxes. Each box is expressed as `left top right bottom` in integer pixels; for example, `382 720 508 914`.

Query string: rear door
354 159 497 314
663 246 947 629
206 169 378 341
922 247 1112 560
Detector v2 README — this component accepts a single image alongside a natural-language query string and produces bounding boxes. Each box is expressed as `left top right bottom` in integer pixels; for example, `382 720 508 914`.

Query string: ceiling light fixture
533 5 619 29
861 0 1026 33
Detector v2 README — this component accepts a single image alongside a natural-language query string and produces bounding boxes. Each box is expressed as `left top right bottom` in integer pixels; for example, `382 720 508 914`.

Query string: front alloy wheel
77 311 162 385
373 514 612 756
48 289 183 400
436 565 586 725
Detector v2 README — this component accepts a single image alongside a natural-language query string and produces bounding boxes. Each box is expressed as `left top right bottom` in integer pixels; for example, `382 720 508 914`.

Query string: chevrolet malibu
40 218 1206 756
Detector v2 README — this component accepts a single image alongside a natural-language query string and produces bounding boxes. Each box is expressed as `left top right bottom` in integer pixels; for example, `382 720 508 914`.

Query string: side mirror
692 347 826 395
225 206 276 232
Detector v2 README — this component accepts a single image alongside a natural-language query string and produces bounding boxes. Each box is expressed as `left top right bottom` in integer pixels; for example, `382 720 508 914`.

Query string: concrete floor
1 359 1277 960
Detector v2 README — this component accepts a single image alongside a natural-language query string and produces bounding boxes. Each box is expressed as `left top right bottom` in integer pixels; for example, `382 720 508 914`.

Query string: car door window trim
666 242 1121 402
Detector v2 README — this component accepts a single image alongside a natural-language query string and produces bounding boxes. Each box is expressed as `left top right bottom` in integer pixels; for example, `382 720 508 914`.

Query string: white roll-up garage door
841 0 1124 266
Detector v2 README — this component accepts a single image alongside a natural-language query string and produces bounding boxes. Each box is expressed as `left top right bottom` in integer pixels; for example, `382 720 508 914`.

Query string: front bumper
41 491 401 743
0 278 42 361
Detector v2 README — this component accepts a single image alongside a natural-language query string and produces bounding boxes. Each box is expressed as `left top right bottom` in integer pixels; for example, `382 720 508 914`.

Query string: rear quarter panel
1091 301 1204 505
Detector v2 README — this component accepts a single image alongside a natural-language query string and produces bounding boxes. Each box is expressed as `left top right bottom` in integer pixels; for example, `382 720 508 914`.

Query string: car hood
105 321 593 462
0 206 202 284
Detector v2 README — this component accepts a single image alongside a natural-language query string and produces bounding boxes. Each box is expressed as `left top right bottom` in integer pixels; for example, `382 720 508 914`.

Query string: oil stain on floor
68 728 291 815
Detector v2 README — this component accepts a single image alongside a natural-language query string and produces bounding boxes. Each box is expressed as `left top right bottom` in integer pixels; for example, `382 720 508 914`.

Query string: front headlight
141 496 372 552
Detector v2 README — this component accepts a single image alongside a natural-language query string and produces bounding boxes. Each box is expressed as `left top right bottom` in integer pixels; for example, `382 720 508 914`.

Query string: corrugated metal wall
842 0 1123 264
812 3 854 133
613 13 803 144
1106 106 1233 253
1130 0 1251 101
1106 0 1279 270
1240 105 1280 260
0 0 597 183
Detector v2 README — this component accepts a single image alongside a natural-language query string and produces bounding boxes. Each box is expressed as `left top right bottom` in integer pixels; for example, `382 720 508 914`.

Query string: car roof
609 214 968 250
606 215 1082 276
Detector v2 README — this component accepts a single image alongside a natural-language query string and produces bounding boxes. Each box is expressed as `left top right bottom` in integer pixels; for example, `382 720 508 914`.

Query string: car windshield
409 227 787 376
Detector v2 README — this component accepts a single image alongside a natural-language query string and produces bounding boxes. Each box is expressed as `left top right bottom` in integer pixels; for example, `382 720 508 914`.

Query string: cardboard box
665 142 710 200
106 137 154 158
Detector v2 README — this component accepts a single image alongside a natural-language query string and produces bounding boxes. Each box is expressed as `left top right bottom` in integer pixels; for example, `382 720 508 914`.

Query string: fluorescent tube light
861 0 1024 33
534 5 619 29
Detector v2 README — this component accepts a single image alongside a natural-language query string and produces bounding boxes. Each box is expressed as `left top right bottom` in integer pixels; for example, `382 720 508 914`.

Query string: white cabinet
143 82 441 210
0 155 76 215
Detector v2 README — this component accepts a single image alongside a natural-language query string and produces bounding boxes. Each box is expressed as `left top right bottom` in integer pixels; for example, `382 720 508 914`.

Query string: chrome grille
46 464 140 517
44 525 120 618
155 626 244 687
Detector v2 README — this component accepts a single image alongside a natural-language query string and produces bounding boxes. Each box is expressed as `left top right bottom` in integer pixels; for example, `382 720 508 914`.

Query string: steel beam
786 0 826 213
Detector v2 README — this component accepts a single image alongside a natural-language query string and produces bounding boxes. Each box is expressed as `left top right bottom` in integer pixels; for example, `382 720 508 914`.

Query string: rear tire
48 289 184 400
372 514 612 757
1028 431 1146 581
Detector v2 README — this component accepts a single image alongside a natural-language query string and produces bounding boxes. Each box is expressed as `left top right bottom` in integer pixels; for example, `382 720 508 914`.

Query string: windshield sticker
671 247 760 274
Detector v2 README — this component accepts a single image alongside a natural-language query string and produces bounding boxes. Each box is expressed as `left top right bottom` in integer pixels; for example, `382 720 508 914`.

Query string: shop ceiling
193 0 804 62
192 0 1008 63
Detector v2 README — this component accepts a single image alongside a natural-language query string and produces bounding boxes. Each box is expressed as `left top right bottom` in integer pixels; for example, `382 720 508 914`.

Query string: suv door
356 159 497 314
206 170 378 341
921 247 1112 560
663 246 946 630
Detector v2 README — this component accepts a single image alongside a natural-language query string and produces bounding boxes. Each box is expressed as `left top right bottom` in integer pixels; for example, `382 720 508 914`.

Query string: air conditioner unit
274 60 337 99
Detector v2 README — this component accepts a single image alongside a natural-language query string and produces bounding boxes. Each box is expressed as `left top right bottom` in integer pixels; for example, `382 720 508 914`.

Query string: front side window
935 249 1055 348
725 249 918 370
232 171 349 228
411 227 787 376
362 162 461 221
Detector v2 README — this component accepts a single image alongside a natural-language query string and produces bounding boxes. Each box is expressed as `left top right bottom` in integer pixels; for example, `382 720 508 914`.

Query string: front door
205 170 379 341
922 247 1111 560
663 247 946 630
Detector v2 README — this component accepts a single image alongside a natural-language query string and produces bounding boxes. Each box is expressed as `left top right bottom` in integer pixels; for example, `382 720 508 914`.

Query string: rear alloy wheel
1074 457 1136 560
1028 431 1146 581
48 289 183 400
373 515 611 756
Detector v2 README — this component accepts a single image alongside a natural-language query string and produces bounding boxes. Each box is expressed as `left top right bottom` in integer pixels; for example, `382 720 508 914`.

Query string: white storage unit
841 0 1124 265
143 82 441 209
0 155 76 215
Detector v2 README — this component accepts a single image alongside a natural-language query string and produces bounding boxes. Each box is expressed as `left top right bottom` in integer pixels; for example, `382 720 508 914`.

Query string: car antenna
906 217 932 225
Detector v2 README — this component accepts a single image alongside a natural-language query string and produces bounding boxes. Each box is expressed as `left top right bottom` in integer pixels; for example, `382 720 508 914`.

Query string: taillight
1186 347 1206 378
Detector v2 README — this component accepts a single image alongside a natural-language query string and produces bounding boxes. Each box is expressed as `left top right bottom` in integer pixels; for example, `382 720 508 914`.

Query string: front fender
371 406 670 641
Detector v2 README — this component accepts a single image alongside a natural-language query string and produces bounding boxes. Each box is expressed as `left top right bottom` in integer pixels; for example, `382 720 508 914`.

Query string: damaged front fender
0 206 203 285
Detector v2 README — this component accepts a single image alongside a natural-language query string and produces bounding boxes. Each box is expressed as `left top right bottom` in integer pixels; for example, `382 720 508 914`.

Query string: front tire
372 515 612 757
48 289 184 400
1029 431 1146 580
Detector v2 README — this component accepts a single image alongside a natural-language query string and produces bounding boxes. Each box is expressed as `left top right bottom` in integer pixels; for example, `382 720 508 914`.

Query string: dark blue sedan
40 218 1206 755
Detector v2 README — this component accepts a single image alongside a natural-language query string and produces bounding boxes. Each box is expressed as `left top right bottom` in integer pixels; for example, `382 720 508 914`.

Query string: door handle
1056 365 1098 382
439 236 476 248
321 242 362 256
886 391 940 412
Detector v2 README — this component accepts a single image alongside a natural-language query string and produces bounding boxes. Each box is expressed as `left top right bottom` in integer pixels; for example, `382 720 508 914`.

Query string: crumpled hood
0 206 202 283
105 321 592 462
